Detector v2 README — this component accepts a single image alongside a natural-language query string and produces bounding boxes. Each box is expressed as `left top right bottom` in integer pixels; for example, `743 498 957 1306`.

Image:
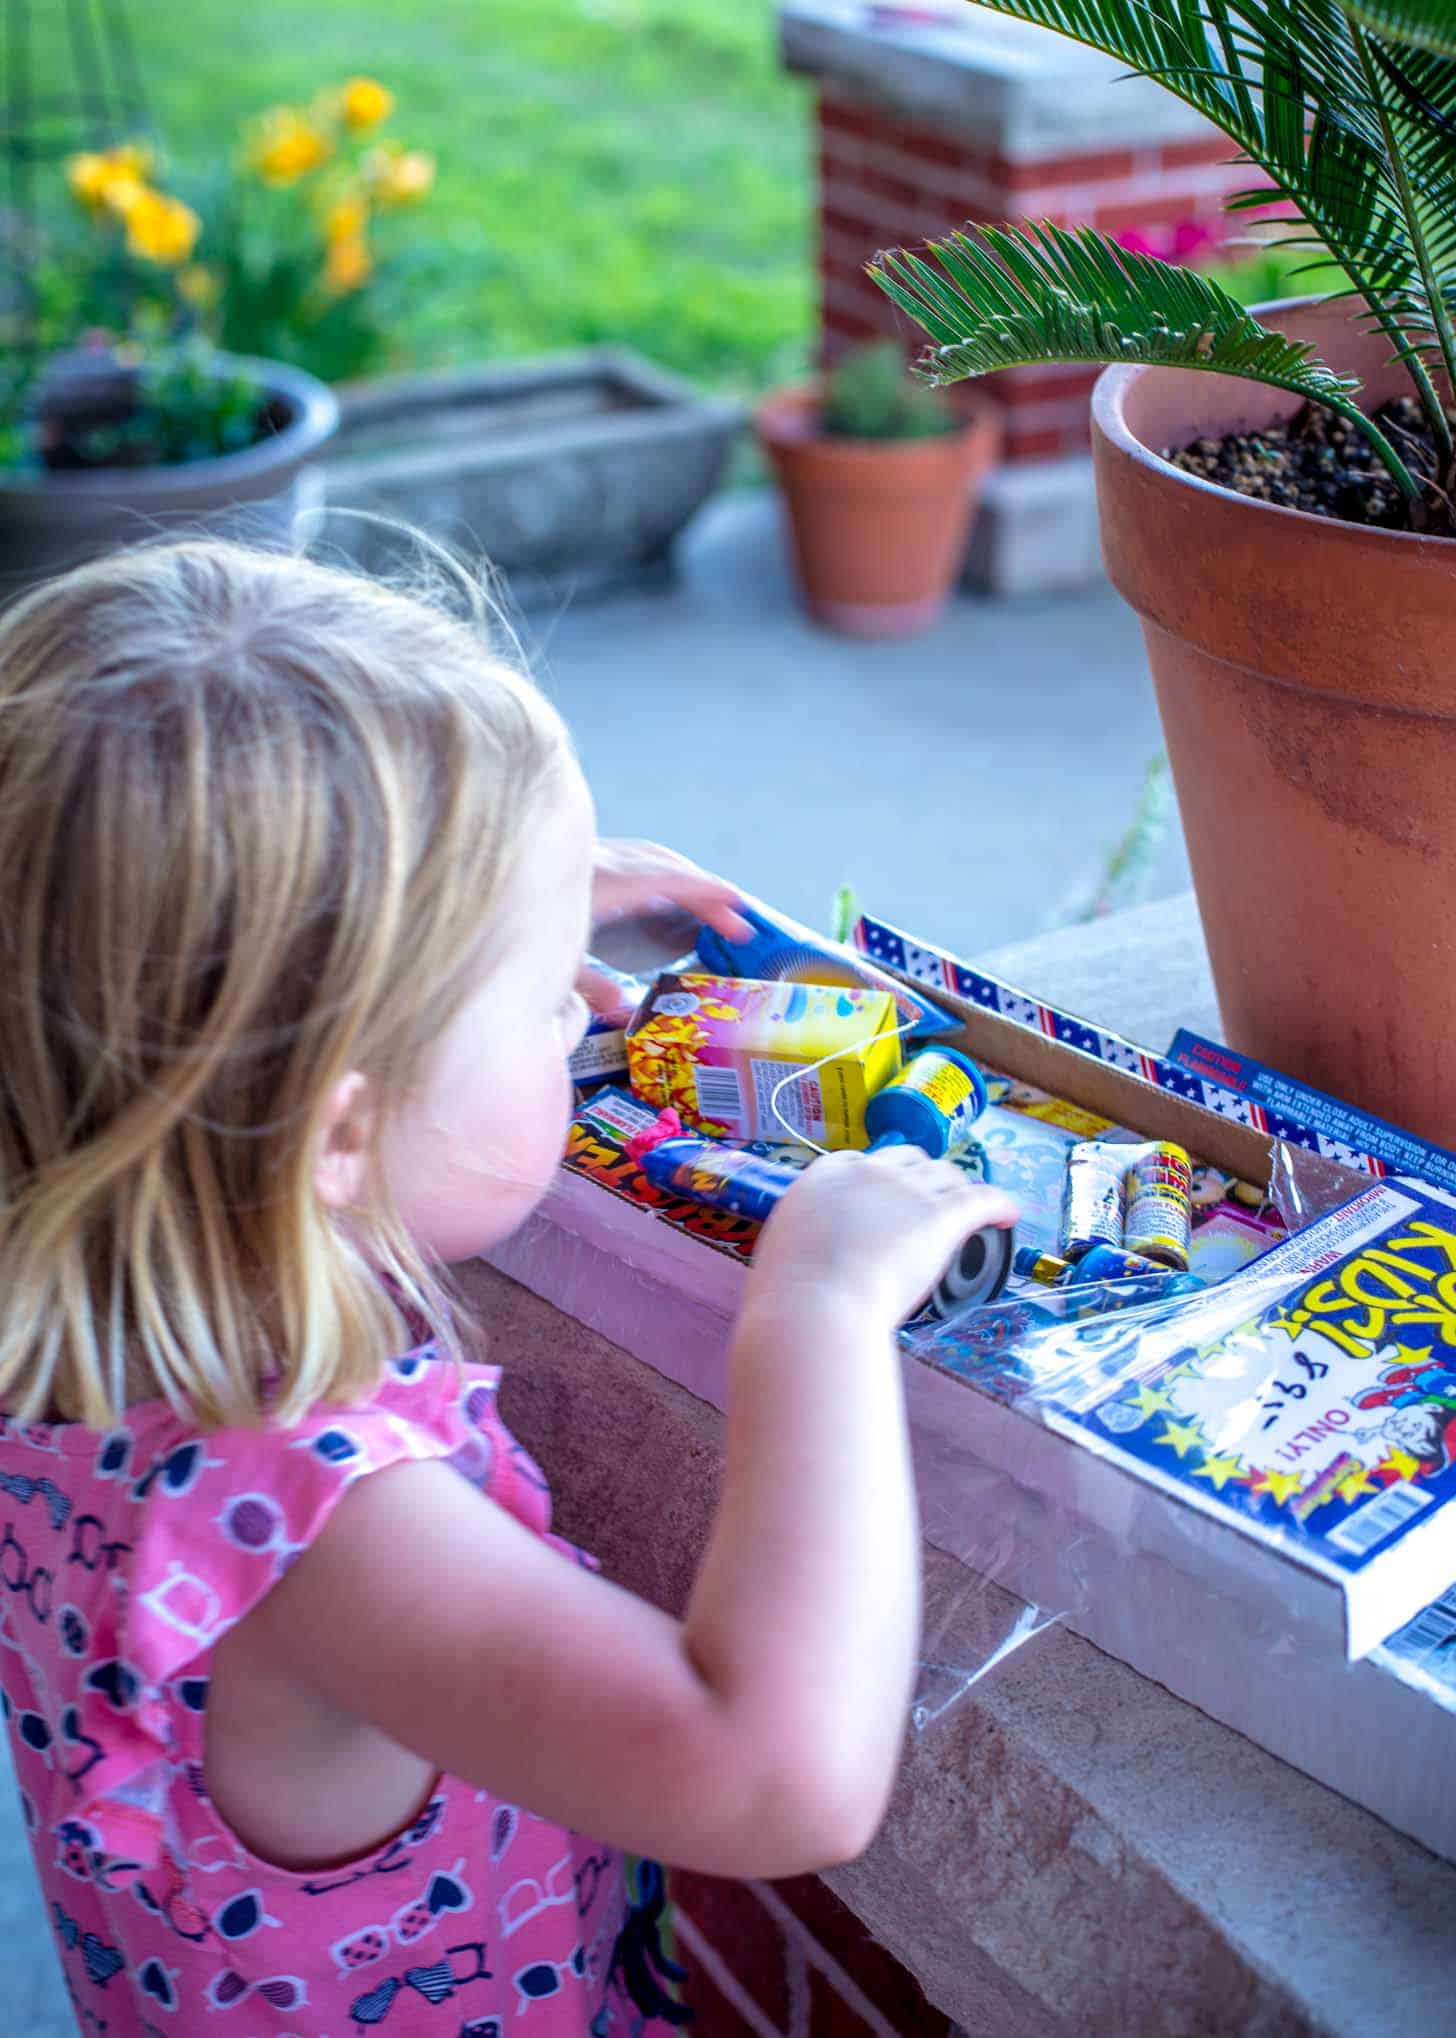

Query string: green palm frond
1345 0 1456 55
931 0 1455 458
871 221 1421 494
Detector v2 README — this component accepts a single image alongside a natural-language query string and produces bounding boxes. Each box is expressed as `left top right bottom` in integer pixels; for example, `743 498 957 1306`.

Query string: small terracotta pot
755 386 1001 638
1093 299 1456 1141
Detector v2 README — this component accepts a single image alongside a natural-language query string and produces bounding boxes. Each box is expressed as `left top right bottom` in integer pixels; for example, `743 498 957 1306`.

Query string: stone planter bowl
322 348 743 604
0 353 339 600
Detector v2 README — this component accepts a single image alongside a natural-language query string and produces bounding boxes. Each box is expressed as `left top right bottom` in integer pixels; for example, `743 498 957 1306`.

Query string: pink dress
0 1345 689 2037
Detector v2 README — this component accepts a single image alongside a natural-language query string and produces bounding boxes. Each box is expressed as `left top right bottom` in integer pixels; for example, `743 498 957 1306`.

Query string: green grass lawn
106 0 814 394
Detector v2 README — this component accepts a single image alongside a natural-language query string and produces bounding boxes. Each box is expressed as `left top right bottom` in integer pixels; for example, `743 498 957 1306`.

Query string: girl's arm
216 1154 1017 1878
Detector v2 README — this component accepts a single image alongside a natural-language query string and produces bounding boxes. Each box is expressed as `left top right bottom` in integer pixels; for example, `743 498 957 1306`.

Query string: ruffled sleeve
69 1349 561 1879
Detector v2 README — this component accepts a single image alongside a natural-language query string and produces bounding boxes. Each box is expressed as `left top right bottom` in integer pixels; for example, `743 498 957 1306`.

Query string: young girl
0 541 1017 2038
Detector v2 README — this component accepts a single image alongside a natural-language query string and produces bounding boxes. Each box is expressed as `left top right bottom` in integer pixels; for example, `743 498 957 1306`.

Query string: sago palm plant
869 0 1456 535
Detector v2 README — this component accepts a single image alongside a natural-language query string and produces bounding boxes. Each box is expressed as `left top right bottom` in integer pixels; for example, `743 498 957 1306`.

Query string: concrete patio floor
527 488 1191 952
0 493 1193 2029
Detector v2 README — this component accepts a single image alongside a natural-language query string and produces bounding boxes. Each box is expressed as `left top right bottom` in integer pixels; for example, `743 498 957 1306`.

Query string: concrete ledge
980 891 1222 1050
780 0 1225 158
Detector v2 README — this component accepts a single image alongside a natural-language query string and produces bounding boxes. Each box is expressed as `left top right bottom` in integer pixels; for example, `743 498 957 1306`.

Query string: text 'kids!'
0 543 1017 2036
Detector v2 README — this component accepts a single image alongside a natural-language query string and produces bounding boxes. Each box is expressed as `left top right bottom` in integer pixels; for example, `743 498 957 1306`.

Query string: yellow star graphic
1377 1447 1423 1483
1154 1418 1206 1460
1193 1452 1246 1492
1336 1461 1379 1504
1132 1383 1176 1418
1250 1467 1305 1506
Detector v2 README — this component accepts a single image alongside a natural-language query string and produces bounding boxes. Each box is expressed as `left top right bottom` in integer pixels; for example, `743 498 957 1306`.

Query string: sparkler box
486 909 1456 1863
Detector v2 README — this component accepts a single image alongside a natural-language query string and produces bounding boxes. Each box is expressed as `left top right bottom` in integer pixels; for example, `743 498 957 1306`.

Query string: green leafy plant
34 343 271 472
870 0 1456 533
0 79 434 471
820 340 962 439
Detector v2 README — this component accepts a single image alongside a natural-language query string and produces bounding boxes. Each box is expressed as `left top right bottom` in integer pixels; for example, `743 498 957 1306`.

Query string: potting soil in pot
1165 394 1443 532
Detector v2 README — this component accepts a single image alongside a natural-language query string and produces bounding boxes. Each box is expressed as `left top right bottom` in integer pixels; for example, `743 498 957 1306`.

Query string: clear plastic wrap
902 1157 1456 1681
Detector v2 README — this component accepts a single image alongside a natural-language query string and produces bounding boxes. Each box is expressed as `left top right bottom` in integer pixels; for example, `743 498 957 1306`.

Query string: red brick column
815 88 1249 462
673 1870 957 2036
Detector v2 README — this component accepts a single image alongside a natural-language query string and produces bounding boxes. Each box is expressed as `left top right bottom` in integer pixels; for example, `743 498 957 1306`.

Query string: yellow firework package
625 973 902 1148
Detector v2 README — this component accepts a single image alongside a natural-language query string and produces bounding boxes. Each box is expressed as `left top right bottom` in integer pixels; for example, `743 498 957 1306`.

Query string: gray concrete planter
0 353 339 600
322 349 743 603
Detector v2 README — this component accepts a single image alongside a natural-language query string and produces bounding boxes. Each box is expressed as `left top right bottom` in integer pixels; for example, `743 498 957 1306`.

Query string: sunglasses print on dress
212 1889 282 1941
498 1852 574 1937
51 1903 124 1987
330 1862 472 1975
205 1969 309 2012
348 1939 493 2027
131 1441 217 1502
213 1492 305 1572
512 1943 588 2013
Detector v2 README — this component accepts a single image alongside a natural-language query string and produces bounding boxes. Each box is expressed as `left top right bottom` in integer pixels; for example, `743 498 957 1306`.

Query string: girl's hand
749 1146 1020 1328
589 837 751 941
581 840 751 1010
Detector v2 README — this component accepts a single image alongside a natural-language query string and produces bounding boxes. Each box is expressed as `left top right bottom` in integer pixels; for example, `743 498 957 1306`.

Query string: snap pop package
624 972 902 1147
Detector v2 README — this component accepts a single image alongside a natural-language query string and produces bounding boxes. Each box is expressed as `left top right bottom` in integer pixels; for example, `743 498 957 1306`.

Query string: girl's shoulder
0 1345 564 1884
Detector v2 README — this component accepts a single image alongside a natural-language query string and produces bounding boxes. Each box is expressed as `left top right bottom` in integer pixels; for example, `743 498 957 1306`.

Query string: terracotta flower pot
1093 298 1456 1142
755 386 1000 638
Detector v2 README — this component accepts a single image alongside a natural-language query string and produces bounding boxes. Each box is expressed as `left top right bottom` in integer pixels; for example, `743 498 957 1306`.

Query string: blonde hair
0 539 571 1430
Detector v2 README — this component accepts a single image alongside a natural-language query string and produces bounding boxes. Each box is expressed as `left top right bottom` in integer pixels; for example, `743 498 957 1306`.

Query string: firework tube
864 1047 989 1158
1122 1142 1194 1269
626 1110 1014 1319
1059 1141 1127 1261
1015 1243 1206 1292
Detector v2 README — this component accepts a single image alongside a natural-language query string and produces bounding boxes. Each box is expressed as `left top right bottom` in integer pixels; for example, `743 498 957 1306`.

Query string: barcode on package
1384 1585 1456 1668
1327 1480 1433 1556
694 1065 744 1125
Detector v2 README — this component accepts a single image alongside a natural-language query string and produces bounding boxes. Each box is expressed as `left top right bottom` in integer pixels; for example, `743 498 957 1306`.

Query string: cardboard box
625 972 900 1146
487 919 1456 1863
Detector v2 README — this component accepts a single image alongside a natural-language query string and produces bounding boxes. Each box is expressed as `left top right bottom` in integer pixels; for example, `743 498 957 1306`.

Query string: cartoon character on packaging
1352 1355 1456 1473
1190 1164 1270 1215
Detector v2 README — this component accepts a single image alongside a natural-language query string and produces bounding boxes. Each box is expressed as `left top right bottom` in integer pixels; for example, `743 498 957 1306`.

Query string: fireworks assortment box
488 905 1456 1863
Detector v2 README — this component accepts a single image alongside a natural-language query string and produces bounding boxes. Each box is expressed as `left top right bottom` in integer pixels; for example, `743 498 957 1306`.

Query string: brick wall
815 87 1252 461
673 1870 955 2037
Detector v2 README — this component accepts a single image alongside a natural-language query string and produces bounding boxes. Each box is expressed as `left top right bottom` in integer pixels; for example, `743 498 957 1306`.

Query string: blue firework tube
864 1048 989 1158
626 1125 801 1222
627 1109 1015 1320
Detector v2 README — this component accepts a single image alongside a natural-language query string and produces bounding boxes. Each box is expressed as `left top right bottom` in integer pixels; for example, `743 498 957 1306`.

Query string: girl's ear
315 1072 374 1210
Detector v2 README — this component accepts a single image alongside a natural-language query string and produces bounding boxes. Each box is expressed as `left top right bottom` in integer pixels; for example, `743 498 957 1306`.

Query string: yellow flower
362 142 435 207
67 146 148 218
341 77 394 131
324 234 372 293
177 263 220 309
323 192 369 244
66 152 112 205
124 189 202 267
99 169 148 219
65 141 154 210
109 141 156 181
250 108 331 186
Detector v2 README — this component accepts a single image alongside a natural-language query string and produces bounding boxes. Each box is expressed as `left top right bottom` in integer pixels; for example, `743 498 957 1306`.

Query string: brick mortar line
822 158 1253 219
819 127 1243 174
748 1881 905 2038
673 1908 787 2038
